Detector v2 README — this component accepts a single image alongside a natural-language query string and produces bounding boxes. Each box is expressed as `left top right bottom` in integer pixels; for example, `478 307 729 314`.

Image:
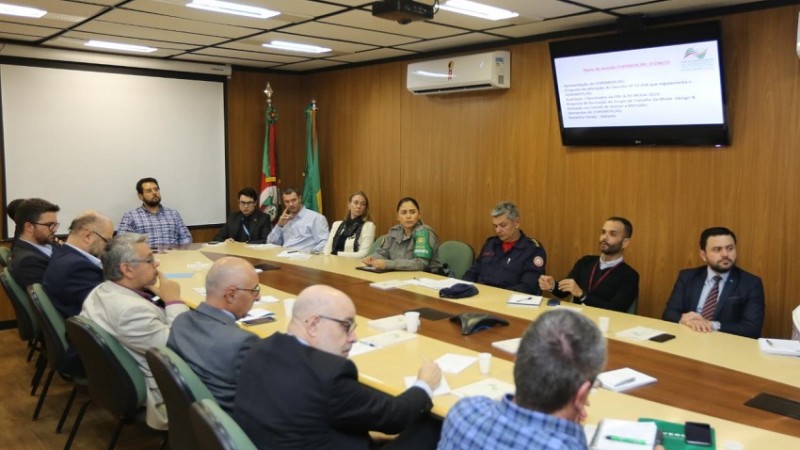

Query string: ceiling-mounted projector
372 0 434 25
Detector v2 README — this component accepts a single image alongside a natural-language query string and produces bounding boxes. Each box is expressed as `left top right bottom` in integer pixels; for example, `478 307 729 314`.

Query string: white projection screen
1 63 227 239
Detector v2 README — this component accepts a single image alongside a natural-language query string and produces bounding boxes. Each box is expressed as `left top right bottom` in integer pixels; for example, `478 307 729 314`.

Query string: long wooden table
158 243 800 447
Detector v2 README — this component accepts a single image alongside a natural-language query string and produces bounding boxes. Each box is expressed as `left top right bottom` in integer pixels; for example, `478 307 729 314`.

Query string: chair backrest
438 240 475 279
146 347 215 450
189 399 257 450
1 267 40 342
28 283 69 369
366 234 386 257
0 246 10 267
65 316 147 416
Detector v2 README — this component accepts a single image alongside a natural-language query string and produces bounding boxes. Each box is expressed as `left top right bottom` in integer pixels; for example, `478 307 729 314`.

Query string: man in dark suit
663 227 765 338
214 187 272 243
167 256 260 412
234 284 442 450
9 198 61 289
43 211 114 318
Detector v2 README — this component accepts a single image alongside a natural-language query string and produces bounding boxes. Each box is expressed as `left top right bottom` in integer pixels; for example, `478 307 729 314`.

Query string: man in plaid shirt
119 177 192 247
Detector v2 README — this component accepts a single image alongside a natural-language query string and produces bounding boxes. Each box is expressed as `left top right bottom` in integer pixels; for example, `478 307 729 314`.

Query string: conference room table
157 242 800 448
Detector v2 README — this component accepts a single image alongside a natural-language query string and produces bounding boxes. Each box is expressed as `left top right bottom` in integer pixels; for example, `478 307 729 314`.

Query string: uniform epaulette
530 238 541 247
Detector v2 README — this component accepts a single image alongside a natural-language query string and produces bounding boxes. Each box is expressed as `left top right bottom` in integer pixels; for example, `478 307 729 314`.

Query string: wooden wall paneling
274 4 800 337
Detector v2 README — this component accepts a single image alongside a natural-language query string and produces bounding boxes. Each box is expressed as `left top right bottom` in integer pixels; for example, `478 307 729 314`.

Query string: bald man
167 257 261 412
43 211 114 318
235 285 442 450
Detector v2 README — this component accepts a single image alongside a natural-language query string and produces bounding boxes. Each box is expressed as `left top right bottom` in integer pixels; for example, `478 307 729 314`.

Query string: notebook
596 367 657 392
757 338 800 356
590 419 657 450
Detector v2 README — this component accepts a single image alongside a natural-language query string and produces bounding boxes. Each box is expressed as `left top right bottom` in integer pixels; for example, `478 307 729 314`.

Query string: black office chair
146 347 216 450
64 316 148 450
27 283 86 430
189 399 257 450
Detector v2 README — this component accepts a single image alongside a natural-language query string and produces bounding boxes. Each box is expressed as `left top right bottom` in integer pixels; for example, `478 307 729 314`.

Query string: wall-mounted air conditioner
406 50 510 95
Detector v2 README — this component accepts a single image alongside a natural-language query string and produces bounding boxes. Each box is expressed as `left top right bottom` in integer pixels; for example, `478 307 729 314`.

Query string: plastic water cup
404 311 420 333
598 316 610 333
478 352 492 375
284 298 296 320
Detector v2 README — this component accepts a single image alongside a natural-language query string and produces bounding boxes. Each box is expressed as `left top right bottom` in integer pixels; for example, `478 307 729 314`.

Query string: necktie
701 275 722 320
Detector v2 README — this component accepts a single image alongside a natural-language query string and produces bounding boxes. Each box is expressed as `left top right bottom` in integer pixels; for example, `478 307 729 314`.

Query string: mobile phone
649 333 676 343
685 421 712 446
547 298 561 306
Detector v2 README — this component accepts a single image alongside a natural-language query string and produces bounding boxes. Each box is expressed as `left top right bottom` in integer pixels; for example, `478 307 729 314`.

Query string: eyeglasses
90 230 109 244
33 222 60 231
234 285 261 296
143 187 160 194
319 315 357 334
129 256 157 265
239 201 256 206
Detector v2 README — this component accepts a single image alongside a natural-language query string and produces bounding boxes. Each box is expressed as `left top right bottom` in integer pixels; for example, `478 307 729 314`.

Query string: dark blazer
213 210 272 243
234 333 433 450
167 302 259 412
662 266 765 338
42 244 103 318
9 239 53 290
551 255 639 313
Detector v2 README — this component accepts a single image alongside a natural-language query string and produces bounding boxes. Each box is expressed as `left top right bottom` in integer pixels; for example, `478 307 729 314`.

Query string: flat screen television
549 21 729 147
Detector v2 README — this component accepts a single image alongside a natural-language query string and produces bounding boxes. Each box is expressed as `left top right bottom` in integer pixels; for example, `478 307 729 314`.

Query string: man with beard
539 217 638 312
9 198 61 289
462 202 546 294
662 227 764 338
266 188 328 253
119 177 192 247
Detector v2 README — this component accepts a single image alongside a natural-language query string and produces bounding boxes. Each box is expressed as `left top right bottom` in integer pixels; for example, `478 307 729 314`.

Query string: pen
606 435 648 445
765 339 774 346
360 340 377 348
612 377 636 388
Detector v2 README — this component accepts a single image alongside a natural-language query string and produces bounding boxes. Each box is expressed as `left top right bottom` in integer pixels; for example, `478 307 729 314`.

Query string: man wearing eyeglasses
235 284 443 450
80 233 188 430
213 187 272 244
168 256 261 412
43 211 114 319
119 177 192 247
9 198 61 290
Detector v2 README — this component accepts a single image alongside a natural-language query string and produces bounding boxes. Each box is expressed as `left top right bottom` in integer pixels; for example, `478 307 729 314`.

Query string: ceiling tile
0 21 60 37
281 21 419 46
396 31 506 52
490 11 616 38
276 58 347 71
57 30 200 50
328 47 417 62
45 35 187 56
196 47 307 63
74 21 230 45
173 53 282 68
321 9 463 39
121 0 306 30
97 9 259 38
232 31 377 54
615 0 762 16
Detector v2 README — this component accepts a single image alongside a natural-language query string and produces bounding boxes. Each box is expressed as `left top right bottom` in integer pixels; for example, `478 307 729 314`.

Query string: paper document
368 315 408 331
435 353 478 374
369 280 414 290
237 309 274 324
348 341 380 357
255 296 280 305
404 376 451 396
507 294 543 306
596 368 657 392
192 287 207 296
452 378 515 400
589 419 657 450
359 330 417 348
277 250 312 260
491 337 521 355
758 338 800 356
246 244 281 250
615 326 665 341
412 277 473 290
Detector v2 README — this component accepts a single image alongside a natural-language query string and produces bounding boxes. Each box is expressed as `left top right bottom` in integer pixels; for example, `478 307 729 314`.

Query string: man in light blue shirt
267 188 329 252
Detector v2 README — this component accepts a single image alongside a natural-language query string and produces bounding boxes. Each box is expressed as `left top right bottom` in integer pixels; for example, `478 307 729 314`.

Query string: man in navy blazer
9 198 61 290
43 211 114 318
167 256 260 412
213 187 272 244
234 284 442 450
663 227 765 338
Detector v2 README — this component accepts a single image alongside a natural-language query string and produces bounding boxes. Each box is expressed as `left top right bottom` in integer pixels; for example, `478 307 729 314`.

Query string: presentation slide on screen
554 41 724 128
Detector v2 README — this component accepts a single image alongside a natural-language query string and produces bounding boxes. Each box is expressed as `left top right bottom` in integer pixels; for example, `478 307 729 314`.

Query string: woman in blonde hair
323 191 375 258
